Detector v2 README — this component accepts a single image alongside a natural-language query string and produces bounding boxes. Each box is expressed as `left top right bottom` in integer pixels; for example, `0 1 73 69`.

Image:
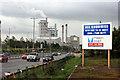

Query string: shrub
44 63 58 75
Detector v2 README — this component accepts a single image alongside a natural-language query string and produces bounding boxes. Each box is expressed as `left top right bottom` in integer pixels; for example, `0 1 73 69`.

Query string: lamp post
0 20 2 53
30 18 38 49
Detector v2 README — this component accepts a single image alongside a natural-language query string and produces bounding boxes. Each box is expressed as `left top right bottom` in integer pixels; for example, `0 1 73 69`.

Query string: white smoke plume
29 8 46 18
19 2 47 18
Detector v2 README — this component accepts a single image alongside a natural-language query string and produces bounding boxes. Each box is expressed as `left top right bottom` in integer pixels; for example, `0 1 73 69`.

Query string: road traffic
0 52 66 79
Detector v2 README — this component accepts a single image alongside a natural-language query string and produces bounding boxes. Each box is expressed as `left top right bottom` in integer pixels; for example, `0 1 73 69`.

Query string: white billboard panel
82 22 112 50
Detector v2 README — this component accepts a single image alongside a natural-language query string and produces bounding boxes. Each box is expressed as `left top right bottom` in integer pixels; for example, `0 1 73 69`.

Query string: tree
4 35 9 44
20 37 25 42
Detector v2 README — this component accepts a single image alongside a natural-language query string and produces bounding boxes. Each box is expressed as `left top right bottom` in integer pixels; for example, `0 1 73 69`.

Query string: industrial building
36 18 80 48
66 35 80 49
36 18 61 45
36 37 62 46
38 18 58 37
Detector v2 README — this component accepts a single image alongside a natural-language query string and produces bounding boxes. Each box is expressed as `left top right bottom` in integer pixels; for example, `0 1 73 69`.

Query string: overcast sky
0 0 119 43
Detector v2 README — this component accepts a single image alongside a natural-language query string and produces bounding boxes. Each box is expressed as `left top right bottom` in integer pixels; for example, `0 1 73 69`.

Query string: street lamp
30 18 38 49
0 20 2 53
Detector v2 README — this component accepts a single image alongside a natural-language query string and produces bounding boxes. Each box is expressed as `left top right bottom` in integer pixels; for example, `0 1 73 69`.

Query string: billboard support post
108 49 110 69
82 49 84 67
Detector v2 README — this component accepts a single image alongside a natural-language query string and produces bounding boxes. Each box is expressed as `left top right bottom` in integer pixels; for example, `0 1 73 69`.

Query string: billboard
82 22 112 50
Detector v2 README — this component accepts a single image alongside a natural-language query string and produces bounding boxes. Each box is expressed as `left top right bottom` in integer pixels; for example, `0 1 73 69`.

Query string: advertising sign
82 22 112 50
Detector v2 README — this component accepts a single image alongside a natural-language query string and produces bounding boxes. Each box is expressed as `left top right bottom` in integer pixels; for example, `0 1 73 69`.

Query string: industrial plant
36 18 80 49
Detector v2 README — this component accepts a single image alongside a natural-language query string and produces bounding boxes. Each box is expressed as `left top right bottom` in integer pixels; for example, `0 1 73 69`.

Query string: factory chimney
46 17 47 22
65 24 68 43
62 25 64 43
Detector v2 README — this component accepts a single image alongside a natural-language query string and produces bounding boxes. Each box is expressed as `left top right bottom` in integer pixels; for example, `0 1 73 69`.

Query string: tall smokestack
65 24 68 43
62 25 64 43
46 17 47 22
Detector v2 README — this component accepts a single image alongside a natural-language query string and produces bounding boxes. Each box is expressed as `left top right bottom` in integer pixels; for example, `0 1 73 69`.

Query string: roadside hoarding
82 22 112 50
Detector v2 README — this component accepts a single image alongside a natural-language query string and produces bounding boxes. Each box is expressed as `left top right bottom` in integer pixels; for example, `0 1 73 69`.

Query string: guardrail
8 56 21 60
1 57 70 80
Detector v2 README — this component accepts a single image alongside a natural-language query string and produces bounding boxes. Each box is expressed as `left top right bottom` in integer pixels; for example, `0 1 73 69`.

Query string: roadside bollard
37 64 40 67
49 61 51 63
42 64 44 71
44 63 47 70
52 59 55 61
43 63 45 71
25 67 28 78
4 72 11 80
17 69 20 78
43 63 47 71
40 65 42 71
32 65 35 68
12 73 16 79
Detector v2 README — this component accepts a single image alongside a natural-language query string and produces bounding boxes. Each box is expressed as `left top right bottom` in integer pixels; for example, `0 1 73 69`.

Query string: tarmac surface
0 53 65 79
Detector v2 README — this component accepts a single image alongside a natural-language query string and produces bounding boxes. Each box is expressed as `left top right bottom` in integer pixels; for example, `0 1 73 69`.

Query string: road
0 54 65 79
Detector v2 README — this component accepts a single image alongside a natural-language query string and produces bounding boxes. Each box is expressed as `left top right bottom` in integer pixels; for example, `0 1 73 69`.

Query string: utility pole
31 18 38 49
9 27 10 39
9 27 10 48
49 26 52 54
0 20 2 53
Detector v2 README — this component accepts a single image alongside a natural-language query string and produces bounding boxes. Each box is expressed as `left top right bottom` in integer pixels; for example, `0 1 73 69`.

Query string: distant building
36 37 62 46
38 18 49 37
66 35 80 49
38 18 58 37
36 18 60 45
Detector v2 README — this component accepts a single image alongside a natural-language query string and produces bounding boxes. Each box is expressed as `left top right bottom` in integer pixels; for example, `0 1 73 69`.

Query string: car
22 53 30 59
3 53 10 56
65 52 71 56
52 52 61 56
0 54 8 62
43 55 54 62
52 52 58 56
57 52 61 55
27 52 40 62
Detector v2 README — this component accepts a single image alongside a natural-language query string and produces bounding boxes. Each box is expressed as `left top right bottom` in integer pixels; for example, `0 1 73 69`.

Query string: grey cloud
45 2 118 22
1 2 118 21
2 2 46 18
1 1 119 40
